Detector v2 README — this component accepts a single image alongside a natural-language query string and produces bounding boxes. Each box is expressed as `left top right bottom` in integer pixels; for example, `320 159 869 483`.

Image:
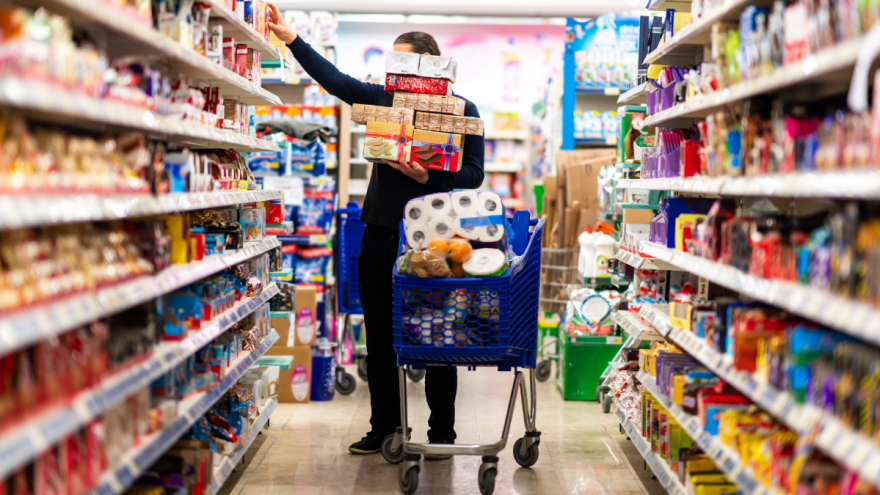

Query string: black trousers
357 223 457 440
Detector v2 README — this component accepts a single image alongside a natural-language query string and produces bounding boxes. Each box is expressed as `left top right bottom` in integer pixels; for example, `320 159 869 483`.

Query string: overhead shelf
638 241 880 347
613 406 687 495
643 0 753 66
644 38 863 128
203 0 281 59
617 169 880 199
0 284 279 480
91 331 279 495
0 190 282 230
617 81 656 105
0 237 282 356
209 398 278 495
9 0 280 105
615 249 684 271
646 0 692 11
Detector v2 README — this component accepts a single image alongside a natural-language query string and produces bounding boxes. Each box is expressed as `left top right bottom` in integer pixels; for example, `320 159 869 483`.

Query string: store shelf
636 304 672 337
209 398 278 495
613 406 686 495
485 162 523 173
9 0 280 105
645 38 863 128
485 130 529 140
575 87 621 96
0 237 281 355
617 81 656 105
574 137 617 146
643 0 753 66
0 190 282 230
611 274 632 287
91 331 279 495
278 234 332 245
615 249 683 271
636 370 772 495
638 241 880 347
612 311 665 341
646 0 692 11
0 78 281 152
0 283 279 480
204 0 281 59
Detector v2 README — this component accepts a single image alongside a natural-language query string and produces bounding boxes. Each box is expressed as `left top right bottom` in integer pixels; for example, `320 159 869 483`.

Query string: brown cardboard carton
622 207 655 224
293 286 318 346
271 314 292 346
264 345 311 403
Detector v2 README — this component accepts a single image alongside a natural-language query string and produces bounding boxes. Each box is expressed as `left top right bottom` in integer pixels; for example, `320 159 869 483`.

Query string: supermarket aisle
219 367 663 495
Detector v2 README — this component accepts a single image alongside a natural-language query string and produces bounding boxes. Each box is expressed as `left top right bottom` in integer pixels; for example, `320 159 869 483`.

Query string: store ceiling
272 0 640 17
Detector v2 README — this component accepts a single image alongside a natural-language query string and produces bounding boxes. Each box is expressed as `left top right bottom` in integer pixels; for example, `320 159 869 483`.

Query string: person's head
392 32 441 56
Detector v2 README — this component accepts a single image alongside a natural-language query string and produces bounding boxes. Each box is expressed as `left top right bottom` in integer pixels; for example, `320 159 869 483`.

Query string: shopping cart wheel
535 360 552 382
595 385 610 403
478 458 497 495
382 434 404 464
399 460 420 494
602 394 613 413
336 371 357 395
406 366 426 382
513 437 540 468
357 358 368 382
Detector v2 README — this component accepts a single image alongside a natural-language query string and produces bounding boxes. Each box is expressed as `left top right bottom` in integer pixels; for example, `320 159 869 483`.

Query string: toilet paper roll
405 224 429 251
454 219 481 240
477 192 503 217
478 223 505 243
404 199 428 227
424 193 452 218
463 248 507 277
428 217 456 241
451 190 479 217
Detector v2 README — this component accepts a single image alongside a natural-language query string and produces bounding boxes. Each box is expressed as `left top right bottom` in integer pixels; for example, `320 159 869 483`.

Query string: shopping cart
382 211 543 495
334 202 425 395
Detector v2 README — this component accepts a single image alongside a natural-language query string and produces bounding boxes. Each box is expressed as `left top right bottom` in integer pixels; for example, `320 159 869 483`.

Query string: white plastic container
577 228 597 278
594 233 616 278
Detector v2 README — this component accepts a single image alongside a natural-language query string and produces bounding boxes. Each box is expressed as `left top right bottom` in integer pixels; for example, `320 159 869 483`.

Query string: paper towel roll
463 248 507 277
478 223 505 242
404 199 428 226
424 193 452 218
477 192 503 217
451 190 480 216
405 224 429 251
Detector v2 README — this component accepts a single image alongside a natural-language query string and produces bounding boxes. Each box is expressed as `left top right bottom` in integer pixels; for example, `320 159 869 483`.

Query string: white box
385 52 421 75
418 55 457 82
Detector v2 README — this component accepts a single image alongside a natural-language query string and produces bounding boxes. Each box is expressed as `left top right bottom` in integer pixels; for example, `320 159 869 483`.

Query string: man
267 5 485 457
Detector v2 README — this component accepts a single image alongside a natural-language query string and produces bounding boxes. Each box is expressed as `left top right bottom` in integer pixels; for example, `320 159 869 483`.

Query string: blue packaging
295 247 332 287
295 190 334 235
310 341 335 401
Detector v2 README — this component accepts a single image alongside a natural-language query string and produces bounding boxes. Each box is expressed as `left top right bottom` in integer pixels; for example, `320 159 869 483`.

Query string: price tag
848 442 872 468
830 431 854 459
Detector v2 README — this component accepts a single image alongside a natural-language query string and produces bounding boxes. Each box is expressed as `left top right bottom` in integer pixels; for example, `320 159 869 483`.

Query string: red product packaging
222 37 236 68
681 140 702 177
191 232 206 261
267 198 284 224
384 74 452 95
236 43 249 78
247 48 261 86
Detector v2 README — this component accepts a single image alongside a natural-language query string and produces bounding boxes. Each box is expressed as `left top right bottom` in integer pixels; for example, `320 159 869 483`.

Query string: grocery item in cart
462 248 507 277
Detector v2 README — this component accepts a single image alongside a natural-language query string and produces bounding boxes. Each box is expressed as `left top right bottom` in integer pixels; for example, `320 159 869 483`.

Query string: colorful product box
414 111 483 136
267 198 284 224
392 92 465 116
411 130 464 172
362 122 414 163
351 104 414 125
385 51 421 75
240 207 266 241
385 74 452 95
418 55 457 82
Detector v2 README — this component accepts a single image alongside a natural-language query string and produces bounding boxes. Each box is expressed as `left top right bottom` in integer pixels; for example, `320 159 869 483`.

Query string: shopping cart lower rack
383 212 543 495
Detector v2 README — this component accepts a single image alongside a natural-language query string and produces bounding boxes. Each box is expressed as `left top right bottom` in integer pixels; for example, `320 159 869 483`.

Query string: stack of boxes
353 52 483 172
264 284 317 403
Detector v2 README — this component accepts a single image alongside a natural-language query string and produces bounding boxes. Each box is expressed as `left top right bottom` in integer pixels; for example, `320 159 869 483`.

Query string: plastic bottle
578 227 597 278
594 233 616 278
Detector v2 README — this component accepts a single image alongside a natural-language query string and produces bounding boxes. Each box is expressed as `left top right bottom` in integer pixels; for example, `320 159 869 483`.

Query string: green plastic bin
555 324 623 401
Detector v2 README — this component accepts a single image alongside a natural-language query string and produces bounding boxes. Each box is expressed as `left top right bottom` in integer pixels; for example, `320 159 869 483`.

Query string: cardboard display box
264 345 311 403
293 286 318 346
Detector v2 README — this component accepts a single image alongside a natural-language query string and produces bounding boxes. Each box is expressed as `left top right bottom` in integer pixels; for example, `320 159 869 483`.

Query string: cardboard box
411 130 464 172
622 205 655 224
556 149 616 246
393 92 465 116
385 74 452 95
351 104 414 126
264 345 311 403
418 55 458 82
293 286 318 346
385 51 421 75
363 122 414 163
414 112 483 135
271 313 292 346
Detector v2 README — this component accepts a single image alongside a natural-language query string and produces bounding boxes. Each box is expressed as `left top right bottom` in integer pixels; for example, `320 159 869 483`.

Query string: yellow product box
363 122 414 163
675 213 706 251
411 130 465 172
670 302 693 330
672 374 685 405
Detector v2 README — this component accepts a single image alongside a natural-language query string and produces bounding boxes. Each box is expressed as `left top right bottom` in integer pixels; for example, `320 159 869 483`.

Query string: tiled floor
219 366 665 495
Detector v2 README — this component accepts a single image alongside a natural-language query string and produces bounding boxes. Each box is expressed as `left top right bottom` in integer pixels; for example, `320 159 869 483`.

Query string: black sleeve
287 37 386 106
425 101 485 190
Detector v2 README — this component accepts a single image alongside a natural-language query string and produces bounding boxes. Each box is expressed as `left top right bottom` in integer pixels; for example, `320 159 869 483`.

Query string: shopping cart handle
511 211 529 257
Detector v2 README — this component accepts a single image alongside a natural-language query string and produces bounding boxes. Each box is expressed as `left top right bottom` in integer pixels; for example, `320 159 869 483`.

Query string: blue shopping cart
382 211 544 495
334 202 426 395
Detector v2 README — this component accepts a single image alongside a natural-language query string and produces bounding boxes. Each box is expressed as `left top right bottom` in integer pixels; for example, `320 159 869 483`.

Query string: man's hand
267 3 297 44
383 157 429 184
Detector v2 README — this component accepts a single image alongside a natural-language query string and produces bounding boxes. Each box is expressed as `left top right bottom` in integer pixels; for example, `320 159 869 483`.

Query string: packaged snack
385 74 452 95
351 104 414 125
396 250 414 275
385 52 421 75
418 55 458 82
415 112 483 136
393 93 465 116
239 207 265 241
410 130 464 171
295 247 332 290
411 248 452 278
363 122 414 163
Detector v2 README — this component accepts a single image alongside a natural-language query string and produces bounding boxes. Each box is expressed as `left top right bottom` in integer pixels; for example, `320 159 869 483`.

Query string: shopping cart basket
334 202 425 395
383 211 543 495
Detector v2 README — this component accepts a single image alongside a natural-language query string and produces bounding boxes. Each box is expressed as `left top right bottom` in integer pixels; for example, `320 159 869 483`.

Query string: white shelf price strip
0 237 281 355
636 371 770 495
638 241 880 348
0 284 279 480
91 331 279 495
615 249 683 271
613 406 686 495
0 190 282 230
612 311 665 341
209 398 278 495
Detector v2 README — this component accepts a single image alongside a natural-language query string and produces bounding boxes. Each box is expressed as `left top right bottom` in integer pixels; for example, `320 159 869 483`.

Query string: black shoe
424 436 454 460
349 432 386 454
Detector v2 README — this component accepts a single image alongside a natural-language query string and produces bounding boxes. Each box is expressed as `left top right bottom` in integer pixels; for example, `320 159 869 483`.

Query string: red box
236 43 248 77
267 199 284 224
384 74 452 95
222 37 235 66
